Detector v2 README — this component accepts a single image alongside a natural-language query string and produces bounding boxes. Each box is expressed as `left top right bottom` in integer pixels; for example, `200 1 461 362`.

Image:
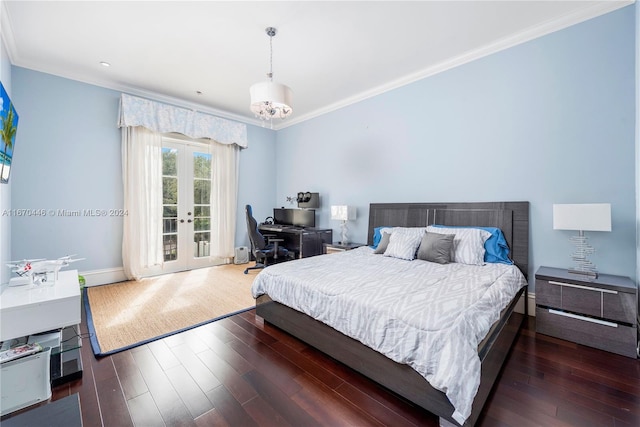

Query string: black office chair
244 204 290 274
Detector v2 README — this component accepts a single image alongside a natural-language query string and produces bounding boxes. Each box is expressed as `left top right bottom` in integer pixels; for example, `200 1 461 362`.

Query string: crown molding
277 0 634 130
1 0 261 128
12 58 261 127
1 0 18 64
2 0 633 132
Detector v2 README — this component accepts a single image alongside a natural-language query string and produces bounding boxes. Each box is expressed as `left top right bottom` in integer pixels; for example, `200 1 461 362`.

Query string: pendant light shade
250 81 293 119
249 27 293 124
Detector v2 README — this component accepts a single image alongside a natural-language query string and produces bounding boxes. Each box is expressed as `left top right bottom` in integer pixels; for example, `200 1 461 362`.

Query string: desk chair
244 205 290 274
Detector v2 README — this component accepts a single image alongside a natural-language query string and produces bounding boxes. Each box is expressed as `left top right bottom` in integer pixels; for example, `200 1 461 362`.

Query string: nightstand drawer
603 291 636 324
325 247 344 255
323 242 365 254
536 279 634 323
535 279 603 316
534 279 561 307
560 284 601 318
536 307 637 358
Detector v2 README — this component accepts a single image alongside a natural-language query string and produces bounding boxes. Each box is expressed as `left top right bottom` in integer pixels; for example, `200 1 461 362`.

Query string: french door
161 138 222 273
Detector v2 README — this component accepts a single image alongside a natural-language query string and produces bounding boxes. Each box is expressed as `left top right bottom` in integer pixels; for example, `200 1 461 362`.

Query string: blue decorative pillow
430 225 512 264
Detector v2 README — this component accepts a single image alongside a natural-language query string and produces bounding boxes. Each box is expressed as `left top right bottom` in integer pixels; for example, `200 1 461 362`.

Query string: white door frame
152 137 222 275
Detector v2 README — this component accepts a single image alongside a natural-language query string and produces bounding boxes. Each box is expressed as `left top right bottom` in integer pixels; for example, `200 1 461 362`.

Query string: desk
1 270 81 342
259 225 332 258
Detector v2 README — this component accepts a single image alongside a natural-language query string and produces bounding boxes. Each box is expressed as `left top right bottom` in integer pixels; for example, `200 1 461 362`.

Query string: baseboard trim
514 291 536 316
80 267 127 287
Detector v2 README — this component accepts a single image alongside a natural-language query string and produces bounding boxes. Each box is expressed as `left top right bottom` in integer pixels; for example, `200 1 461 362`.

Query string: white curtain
119 93 246 278
209 142 240 259
122 126 163 280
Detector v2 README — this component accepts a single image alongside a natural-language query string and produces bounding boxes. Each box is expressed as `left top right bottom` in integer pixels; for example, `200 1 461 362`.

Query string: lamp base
567 230 598 279
340 221 349 245
568 268 598 279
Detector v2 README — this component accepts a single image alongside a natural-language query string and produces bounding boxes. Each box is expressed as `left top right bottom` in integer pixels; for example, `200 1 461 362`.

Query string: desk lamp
553 203 611 278
331 205 356 245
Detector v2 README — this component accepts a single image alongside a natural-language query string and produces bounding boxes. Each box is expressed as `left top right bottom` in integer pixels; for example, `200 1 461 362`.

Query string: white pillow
426 226 491 265
389 227 427 237
383 228 425 260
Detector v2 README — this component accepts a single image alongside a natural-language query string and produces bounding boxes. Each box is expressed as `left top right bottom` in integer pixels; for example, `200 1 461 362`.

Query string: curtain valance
118 94 248 148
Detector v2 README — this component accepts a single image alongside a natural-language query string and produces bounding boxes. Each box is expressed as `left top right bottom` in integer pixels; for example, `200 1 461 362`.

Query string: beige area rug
84 263 257 356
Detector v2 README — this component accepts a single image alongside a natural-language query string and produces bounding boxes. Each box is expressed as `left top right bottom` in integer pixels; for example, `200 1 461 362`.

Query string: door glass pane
194 232 210 257
193 179 210 204
163 235 178 261
163 147 179 262
163 178 178 204
194 206 210 217
163 148 178 176
193 152 211 258
193 217 210 232
163 206 177 217
163 218 177 233
193 152 211 178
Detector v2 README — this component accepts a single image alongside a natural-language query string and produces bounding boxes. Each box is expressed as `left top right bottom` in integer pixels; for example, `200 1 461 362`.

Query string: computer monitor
273 208 315 228
293 209 315 227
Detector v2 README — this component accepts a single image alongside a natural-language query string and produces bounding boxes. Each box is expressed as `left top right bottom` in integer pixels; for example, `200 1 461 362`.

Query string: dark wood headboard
367 202 530 277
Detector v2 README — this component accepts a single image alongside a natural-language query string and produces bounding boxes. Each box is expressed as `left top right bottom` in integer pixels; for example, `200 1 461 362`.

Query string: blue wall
12 70 122 271
276 6 636 282
10 68 275 272
8 5 637 286
237 125 277 248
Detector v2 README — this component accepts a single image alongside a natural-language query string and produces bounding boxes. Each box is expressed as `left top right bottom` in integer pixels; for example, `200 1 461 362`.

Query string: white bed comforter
251 246 527 424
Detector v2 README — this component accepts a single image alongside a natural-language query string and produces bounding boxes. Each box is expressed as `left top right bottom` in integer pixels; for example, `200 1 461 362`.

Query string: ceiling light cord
268 27 274 81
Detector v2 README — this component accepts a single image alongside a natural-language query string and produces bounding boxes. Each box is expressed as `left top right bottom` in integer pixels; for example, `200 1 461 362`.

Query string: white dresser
1 270 82 416
0 269 81 342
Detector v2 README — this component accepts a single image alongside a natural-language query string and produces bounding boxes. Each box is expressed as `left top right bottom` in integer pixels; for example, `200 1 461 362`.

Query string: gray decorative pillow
373 231 391 254
417 232 455 264
426 225 491 265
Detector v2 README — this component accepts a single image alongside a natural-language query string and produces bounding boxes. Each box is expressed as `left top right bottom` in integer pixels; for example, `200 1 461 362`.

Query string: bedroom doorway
161 137 222 273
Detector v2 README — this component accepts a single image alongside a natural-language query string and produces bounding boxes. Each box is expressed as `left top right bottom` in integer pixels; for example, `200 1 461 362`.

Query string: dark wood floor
3 308 640 426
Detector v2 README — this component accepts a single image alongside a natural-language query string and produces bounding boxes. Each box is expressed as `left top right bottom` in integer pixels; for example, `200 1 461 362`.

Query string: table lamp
553 203 611 278
331 205 356 245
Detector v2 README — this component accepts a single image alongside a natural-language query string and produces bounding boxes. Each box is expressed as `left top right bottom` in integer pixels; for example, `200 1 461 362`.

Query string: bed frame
256 201 530 426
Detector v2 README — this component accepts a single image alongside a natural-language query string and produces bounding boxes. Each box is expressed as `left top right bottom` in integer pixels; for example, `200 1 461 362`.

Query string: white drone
7 255 84 286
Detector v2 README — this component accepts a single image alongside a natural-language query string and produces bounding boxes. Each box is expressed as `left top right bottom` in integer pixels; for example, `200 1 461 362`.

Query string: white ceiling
1 1 634 129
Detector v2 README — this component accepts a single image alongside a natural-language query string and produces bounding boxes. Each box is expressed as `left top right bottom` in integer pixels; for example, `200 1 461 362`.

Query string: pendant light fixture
249 27 293 126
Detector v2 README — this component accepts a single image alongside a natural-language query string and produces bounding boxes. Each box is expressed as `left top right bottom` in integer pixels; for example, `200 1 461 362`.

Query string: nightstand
535 266 637 358
323 242 365 254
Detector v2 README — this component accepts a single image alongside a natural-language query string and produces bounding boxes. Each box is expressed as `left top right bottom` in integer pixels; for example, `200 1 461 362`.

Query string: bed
251 201 529 426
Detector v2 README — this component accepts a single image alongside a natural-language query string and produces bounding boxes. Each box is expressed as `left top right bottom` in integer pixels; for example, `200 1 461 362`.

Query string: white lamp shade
249 81 293 115
553 203 611 231
331 205 356 221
